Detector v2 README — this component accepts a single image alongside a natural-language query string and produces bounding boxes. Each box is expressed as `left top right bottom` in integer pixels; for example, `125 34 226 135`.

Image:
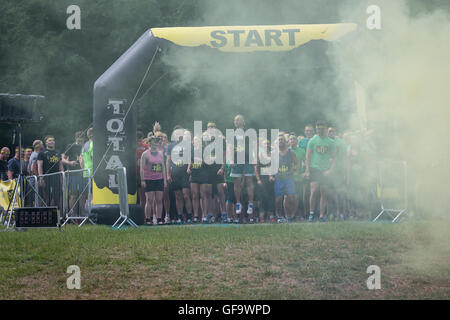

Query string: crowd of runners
137 115 377 225
0 114 377 224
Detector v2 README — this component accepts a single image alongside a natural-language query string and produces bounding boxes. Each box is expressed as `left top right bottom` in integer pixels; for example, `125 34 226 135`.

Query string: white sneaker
236 203 242 214
164 216 170 224
247 203 254 214
153 216 158 225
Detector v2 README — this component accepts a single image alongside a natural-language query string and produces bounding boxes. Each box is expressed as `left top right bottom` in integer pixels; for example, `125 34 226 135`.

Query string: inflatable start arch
92 24 356 223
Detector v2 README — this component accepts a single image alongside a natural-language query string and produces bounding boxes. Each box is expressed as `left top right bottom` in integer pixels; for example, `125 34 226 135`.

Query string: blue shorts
274 178 296 197
230 164 255 177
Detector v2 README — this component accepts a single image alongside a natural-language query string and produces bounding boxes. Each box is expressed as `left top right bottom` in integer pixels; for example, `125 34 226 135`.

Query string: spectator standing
0 147 10 180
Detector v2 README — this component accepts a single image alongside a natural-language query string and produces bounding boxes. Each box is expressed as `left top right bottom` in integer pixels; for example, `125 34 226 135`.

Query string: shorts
208 164 225 184
190 167 209 184
68 174 88 193
230 164 255 177
274 178 296 197
310 168 331 185
145 179 164 192
170 171 190 191
225 182 235 203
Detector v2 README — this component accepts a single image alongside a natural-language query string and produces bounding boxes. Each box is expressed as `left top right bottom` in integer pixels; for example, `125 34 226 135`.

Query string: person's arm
162 154 167 188
37 159 45 186
305 149 312 179
80 153 84 169
292 150 300 176
187 163 191 175
38 160 44 176
166 154 172 183
61 153 77 167
140 151 146 184
31 161 37 176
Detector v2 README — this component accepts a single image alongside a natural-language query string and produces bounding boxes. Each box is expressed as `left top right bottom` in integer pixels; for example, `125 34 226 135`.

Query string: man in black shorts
204 123 226 222
167 127 193 223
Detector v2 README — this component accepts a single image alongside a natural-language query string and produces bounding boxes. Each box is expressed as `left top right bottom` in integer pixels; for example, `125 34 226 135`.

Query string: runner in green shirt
305 121 337 222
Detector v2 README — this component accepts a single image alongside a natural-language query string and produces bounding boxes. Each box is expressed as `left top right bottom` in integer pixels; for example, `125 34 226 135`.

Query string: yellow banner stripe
151 24 356 52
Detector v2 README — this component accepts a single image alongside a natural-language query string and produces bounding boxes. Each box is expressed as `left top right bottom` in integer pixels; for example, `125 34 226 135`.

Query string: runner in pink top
140 135 167 225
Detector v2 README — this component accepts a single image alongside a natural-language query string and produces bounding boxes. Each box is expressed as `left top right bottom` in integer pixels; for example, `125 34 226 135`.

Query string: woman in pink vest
140 135 167 225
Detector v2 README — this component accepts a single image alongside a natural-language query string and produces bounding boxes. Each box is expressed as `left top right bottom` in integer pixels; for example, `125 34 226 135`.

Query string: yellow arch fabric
151 23 356 52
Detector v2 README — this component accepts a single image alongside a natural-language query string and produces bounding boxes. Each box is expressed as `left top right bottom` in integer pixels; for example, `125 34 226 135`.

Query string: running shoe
186 219 192 224
202 217 208 224
249 218 254 223
221 213 227 223
247 203 254 214
176 218 182 224
153 216 158 225
233 218 240 224
307 213 314 223
319 216 327 222
236 202 242 214
164 216 170 224
227 217 233 223
193 217 199 223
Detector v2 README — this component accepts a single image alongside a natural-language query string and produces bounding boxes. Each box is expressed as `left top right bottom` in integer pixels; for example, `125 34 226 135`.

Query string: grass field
0 220 449 299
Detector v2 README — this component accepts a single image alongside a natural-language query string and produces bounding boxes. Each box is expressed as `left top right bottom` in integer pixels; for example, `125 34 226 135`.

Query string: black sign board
14 207 59 228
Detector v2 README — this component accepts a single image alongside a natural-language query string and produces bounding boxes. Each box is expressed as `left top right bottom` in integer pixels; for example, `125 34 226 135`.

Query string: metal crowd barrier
112 167 137 229
373 160 408 222
10 169 95 227
61 169 95 227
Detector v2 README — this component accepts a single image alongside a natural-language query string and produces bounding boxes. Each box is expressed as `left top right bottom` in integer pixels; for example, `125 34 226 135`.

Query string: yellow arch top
151 23 357 52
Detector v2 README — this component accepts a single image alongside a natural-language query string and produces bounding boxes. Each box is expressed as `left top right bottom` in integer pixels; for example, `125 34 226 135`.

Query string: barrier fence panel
62 169 95 227
24 175 39 207
1 170 96 228
112 167 138 229
36 171 66 216
373 160 408 222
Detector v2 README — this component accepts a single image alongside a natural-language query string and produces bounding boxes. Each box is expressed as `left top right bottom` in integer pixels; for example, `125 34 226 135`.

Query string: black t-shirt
63 143 82 170
0 160 8 180
37 149 61 174
7 158 27 178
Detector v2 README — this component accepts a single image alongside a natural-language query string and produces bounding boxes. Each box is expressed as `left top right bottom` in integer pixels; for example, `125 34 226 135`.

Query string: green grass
0 220 449 299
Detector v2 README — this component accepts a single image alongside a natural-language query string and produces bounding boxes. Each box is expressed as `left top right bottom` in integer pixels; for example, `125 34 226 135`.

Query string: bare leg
190 183 200 219
155 191 164 220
